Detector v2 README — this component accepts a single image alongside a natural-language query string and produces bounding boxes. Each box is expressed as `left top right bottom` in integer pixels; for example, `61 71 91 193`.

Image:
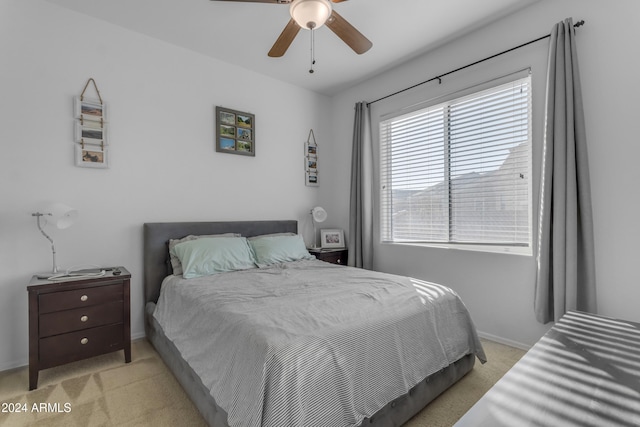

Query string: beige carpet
0 339 525 427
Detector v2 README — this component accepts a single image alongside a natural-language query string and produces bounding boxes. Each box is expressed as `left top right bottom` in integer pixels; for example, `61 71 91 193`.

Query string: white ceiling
45 0 539 96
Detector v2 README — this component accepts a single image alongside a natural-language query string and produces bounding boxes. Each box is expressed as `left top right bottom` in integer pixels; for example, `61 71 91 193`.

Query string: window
379 76 531 249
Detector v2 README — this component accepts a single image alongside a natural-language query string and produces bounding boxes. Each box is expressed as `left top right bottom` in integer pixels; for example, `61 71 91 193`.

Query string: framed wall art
74 96 107 123
75 144 109 169
215 106 255 156
74 120 107 145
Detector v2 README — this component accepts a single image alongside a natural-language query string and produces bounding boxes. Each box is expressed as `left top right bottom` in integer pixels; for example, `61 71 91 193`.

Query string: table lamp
310 206 327 249
32 203 78 275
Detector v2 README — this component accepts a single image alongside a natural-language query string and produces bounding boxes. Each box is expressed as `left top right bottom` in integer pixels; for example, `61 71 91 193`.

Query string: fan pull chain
309 28 316 74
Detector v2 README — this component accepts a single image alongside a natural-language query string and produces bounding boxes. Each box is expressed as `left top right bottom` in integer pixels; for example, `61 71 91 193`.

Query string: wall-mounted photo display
74 96 107 123
74 78 109 168
305 129 318 186
74 120 107 145
75 144 109 169
215 106 255 156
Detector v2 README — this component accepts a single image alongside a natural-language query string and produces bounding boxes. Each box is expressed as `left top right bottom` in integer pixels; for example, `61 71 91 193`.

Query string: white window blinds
380 76 531 246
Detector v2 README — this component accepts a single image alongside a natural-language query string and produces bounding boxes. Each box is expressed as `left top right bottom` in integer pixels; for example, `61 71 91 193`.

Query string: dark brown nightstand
27 267 131 390
309 248 348 265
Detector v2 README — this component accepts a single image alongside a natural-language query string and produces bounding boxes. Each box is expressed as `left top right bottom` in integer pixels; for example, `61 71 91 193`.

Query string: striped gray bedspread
153 259 486 427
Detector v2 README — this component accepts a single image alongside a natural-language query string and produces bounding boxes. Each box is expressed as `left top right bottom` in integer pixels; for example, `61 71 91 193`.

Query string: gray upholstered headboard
143 220 298 304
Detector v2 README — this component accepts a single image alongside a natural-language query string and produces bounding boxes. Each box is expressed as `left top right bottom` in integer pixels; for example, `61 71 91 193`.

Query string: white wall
0 0 330 370
325 0 640 348
3 0 638 371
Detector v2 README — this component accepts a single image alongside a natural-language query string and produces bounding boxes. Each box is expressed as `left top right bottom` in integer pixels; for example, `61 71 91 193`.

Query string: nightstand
27 267 131 390
309 248 348 265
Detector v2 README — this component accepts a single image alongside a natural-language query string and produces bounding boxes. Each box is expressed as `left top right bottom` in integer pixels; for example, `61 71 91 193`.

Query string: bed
144 220 486 427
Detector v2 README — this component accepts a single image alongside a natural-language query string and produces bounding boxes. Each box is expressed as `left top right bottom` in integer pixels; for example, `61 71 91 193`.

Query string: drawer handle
80 315 88 322
80 295 88 302
80 338 89 345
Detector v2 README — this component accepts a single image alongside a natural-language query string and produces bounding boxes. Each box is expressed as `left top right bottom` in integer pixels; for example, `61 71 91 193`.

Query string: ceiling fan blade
209 0 290 3
209 0 345 3
268 19 301 57
325 10 372 54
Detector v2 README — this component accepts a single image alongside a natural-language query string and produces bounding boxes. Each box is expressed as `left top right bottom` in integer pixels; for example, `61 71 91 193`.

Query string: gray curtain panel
348 102 373 269
535 18 597 324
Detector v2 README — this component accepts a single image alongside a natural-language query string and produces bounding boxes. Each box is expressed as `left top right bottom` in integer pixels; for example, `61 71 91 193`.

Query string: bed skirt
145 302 475 427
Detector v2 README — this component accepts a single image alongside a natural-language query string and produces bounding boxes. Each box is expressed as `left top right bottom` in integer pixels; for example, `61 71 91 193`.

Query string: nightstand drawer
39 282 123 314
319 252 344 264
39 300 124 338
310 249 348 265
39 323 124 369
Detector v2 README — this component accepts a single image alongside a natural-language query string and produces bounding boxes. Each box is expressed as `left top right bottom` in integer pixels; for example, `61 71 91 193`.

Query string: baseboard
0 358 26 374
132 330 146 341
477 330 531 351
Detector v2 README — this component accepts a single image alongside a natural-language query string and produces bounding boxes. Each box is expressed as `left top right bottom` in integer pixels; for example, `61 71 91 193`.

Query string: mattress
153 259 485 427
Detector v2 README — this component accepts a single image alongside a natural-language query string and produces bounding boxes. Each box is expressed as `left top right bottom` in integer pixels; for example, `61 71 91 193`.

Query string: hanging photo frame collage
305 129 318 186
74 78 108 168
215 106 255 156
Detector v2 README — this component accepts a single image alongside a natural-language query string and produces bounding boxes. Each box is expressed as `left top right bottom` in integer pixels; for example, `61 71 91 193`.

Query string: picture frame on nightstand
320 229 344 249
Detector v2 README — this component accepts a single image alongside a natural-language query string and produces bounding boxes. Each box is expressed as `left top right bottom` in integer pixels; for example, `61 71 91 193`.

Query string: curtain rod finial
574 19 585 28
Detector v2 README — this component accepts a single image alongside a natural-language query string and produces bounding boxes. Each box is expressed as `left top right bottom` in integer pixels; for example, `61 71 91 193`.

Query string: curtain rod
367 19 585 106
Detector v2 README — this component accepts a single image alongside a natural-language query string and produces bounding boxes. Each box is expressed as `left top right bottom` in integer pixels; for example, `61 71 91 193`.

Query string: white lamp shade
290 0 332 30
46 203 78 229
311 206 327 223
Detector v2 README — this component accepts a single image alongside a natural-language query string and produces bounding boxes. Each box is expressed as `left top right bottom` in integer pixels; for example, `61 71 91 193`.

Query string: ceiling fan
210 0 372 58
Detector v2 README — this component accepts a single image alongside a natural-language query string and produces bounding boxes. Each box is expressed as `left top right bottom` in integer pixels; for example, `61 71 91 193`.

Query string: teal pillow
171 236 256 279
168 233 240 276
248 234 314 268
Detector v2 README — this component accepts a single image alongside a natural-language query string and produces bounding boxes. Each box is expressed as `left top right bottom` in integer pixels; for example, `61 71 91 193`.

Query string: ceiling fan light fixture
290 0 332 30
